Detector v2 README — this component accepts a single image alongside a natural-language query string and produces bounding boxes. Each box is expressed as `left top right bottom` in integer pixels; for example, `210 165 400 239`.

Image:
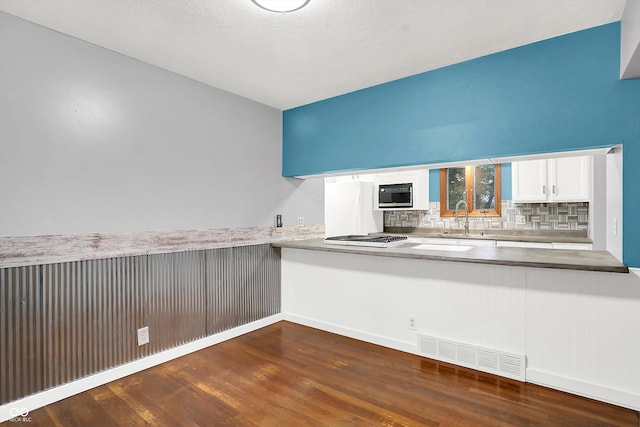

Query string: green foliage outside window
473 164 496 210
446 167 466 211
440 164 501 217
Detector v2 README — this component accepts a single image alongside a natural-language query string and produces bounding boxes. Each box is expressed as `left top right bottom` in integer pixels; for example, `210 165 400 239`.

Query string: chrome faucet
455 199 469 235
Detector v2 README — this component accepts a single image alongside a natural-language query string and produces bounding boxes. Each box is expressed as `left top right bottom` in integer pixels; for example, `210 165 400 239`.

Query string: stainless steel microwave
378 183 413 208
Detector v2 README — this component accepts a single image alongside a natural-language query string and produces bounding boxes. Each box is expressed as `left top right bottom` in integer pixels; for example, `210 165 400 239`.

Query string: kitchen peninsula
275 237 640 411
275 237 627 273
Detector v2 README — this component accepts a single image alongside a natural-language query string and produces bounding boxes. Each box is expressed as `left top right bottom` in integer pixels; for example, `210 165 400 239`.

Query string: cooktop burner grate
324 235 408 248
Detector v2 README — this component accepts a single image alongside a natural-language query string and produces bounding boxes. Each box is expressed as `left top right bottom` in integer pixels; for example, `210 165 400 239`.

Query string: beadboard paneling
525 268 640 403
282 248 526 355
281 248 640 409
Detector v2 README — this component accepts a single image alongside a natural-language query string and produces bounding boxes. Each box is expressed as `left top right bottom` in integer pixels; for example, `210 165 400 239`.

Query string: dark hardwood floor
10 321 639 426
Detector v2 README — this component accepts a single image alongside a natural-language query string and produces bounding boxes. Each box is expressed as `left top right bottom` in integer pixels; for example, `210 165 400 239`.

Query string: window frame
439 164 502 218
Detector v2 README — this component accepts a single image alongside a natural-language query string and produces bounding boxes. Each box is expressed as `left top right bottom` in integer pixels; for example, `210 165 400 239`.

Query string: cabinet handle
553 185 557 195
542 185 546 195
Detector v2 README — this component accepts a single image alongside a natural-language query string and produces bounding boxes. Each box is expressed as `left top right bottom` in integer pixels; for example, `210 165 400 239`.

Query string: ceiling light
251 0 310 13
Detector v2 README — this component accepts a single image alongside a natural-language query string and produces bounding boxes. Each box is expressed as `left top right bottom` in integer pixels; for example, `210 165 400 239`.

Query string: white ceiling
0 0 627 110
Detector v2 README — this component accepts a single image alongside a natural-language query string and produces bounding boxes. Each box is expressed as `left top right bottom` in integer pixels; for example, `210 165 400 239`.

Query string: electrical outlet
137 327 149 346
515 215 526 225
408 316 416 331
297 216 305 226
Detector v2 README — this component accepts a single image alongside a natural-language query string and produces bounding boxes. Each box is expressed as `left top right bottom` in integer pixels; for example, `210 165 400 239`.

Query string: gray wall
621 0 640 78
0 12 323 237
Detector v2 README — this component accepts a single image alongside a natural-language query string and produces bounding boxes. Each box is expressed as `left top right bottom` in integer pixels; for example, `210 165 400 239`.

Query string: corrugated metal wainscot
0 244 280 405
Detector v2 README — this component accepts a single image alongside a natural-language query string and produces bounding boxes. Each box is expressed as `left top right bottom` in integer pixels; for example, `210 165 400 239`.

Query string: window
440 164 501 217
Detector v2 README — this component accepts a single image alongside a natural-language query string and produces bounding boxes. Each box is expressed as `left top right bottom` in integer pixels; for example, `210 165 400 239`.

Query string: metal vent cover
478 350 499 371
457 345 477 365
417 334 525 381
419 336 437 357
499 353 523 377
438 340 457 361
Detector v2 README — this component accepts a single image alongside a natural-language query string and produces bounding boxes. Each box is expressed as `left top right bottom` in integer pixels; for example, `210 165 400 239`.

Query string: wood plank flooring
11 321 639 426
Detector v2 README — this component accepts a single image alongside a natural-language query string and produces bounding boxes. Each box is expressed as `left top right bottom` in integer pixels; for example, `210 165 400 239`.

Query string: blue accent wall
501 163 512 201
283 22 640 267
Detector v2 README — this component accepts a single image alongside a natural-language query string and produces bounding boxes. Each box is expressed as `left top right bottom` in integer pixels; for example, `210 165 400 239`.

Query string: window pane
446 167 466 211
473 164 496 210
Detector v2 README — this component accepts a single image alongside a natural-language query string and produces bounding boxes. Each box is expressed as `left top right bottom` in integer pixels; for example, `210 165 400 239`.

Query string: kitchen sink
412 243 473 252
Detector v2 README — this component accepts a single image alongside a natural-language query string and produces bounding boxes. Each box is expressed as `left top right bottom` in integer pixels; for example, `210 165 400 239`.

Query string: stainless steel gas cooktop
324 235 408 248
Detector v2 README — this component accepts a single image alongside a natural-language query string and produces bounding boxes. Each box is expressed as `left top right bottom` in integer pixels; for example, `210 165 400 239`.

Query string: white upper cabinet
511 159 548 202
512 156 591 203
550 156 591 202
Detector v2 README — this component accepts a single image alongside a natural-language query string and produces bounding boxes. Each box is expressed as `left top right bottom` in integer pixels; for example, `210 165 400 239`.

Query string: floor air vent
418 334 525 381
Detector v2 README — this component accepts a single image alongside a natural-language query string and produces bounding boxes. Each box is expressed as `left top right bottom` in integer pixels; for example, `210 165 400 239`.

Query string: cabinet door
512 159 547 202
549 156 591 202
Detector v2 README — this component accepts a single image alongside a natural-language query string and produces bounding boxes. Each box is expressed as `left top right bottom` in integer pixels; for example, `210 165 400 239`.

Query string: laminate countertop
0 225 325 268
273 238 628 273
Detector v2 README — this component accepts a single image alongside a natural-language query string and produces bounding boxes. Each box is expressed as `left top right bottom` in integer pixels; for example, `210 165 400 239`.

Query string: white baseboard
526 369 640 411
283 314 418 355
284 314 640 412
0 314 284 423
5 314 636 423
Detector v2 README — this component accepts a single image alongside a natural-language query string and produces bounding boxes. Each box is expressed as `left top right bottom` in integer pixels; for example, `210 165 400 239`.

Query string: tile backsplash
384 201 589 231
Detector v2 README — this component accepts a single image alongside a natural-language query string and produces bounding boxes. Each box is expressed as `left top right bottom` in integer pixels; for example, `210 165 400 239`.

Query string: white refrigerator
324 179 383 237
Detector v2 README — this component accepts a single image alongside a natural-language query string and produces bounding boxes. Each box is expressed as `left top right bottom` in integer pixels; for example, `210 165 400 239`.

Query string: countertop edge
0 225 326 268
273 239 629 274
